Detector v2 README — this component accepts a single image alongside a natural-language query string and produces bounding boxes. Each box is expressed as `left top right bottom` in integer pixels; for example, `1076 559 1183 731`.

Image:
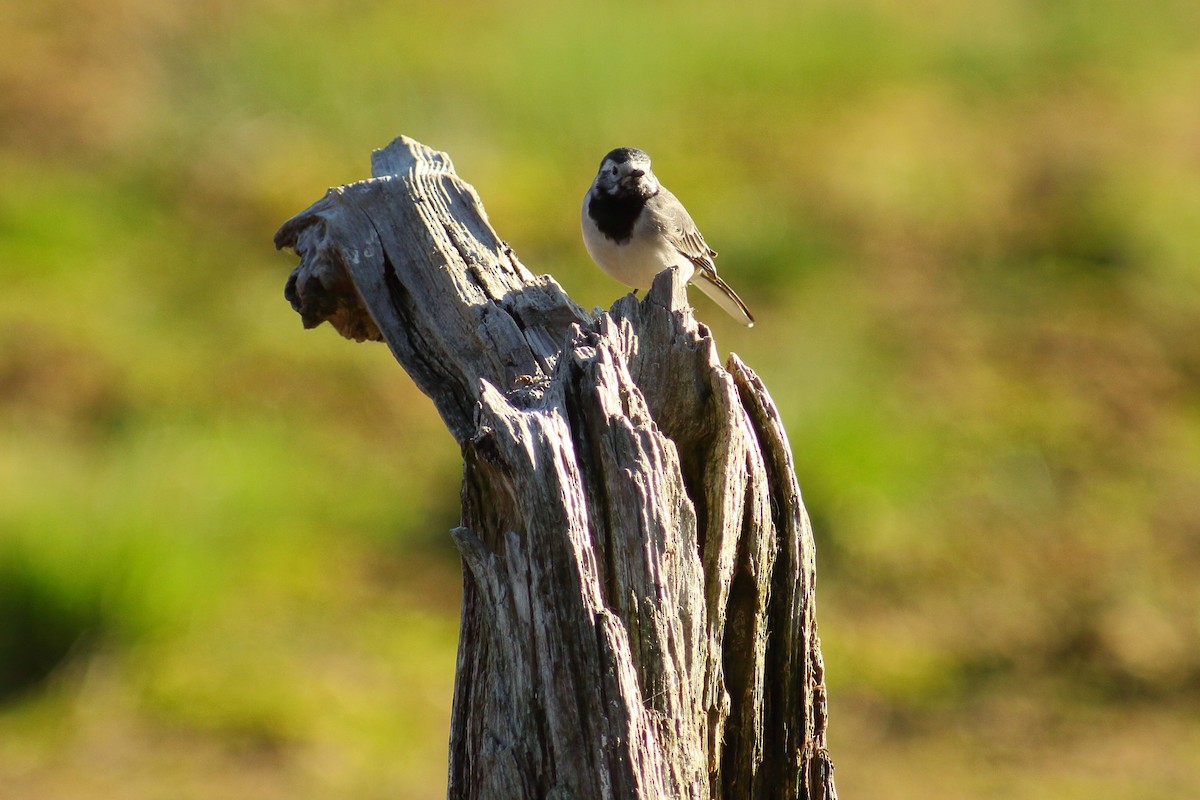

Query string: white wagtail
581 147 754 327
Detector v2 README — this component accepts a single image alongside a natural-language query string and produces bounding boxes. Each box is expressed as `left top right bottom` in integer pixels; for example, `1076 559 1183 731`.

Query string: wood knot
470 425 505 467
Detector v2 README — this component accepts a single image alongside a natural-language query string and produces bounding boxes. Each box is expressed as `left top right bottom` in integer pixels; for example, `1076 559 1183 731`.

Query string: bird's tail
692 270 755 327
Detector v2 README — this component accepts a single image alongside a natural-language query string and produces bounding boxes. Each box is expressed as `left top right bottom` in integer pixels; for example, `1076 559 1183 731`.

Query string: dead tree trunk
274 136 837 800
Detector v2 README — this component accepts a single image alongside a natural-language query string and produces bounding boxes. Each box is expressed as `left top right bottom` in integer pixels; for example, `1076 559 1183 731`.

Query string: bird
581 147 755 327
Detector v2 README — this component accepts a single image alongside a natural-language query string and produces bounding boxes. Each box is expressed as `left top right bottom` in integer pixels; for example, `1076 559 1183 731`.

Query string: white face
595 150 657 197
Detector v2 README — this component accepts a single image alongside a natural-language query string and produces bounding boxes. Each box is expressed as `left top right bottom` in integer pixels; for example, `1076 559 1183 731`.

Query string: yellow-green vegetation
2 0 1198 797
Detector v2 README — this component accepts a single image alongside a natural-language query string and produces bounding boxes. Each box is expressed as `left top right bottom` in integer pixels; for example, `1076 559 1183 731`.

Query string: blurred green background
3 0 1199 797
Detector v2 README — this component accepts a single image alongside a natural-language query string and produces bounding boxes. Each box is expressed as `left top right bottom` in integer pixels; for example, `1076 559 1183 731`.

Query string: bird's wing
677 228 719 274
655 189 755 327
654 188 718 269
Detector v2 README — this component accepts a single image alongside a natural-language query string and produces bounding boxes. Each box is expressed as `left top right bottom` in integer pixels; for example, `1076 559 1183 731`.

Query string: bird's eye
610 166 618 176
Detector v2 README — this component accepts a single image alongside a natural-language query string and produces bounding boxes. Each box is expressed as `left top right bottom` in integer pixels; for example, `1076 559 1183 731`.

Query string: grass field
2 1 1199 797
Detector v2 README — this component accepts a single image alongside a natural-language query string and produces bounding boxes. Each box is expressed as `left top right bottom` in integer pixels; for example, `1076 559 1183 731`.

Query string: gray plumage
581 148 755 327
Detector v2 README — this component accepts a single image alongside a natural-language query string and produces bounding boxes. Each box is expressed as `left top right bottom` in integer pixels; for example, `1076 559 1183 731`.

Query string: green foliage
0 547 107 701
2 0 1199 797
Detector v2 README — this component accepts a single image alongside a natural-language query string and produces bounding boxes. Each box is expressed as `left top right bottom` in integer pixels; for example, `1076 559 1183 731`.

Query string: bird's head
594 147 658 198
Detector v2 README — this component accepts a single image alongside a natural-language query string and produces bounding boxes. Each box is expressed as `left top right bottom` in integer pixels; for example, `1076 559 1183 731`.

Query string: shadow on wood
275 135 837 800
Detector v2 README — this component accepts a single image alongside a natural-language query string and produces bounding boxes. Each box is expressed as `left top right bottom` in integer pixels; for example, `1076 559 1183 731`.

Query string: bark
275 136 837 800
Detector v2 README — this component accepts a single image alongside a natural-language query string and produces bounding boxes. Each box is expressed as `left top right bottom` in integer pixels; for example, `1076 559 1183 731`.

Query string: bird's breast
582 204 692 290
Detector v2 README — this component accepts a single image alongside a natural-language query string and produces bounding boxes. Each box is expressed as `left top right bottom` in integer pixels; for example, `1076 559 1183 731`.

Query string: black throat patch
588 190 646 244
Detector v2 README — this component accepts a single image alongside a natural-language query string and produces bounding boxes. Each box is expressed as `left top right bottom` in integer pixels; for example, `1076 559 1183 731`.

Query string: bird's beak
621 169 646 189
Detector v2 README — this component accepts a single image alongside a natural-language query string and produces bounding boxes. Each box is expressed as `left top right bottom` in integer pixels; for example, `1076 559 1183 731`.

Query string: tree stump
274 136 837 800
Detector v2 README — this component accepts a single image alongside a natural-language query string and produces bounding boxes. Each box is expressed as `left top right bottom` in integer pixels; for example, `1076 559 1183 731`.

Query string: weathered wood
275 135 837 800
